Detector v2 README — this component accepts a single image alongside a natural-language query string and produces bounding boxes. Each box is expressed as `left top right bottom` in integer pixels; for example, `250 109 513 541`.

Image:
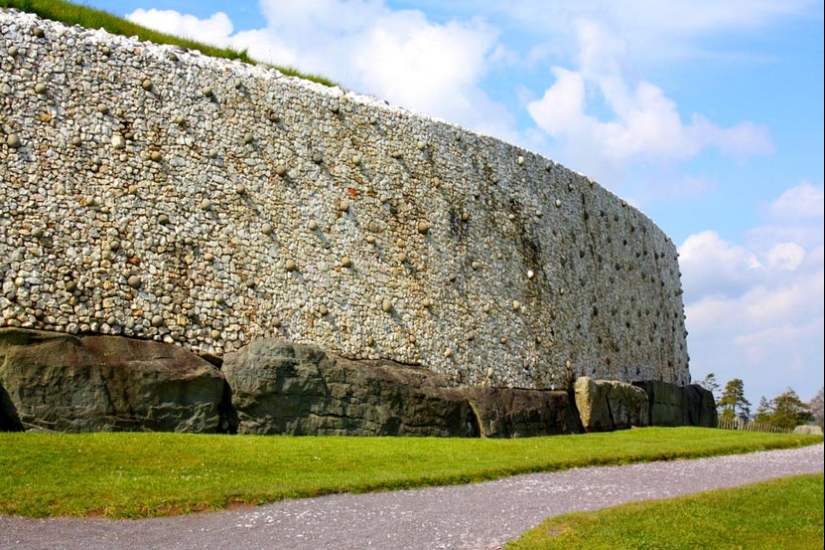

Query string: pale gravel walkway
2 445 822 550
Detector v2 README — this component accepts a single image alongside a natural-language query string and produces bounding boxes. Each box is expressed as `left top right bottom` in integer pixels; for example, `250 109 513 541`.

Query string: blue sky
81 0 824 408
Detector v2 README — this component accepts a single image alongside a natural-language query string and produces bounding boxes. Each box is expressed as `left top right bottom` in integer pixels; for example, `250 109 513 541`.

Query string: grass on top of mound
505 473 825 550
0 0 336 87
1 427 821 519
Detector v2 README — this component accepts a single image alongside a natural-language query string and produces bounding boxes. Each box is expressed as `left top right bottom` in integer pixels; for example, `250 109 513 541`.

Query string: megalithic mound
1 9 689 393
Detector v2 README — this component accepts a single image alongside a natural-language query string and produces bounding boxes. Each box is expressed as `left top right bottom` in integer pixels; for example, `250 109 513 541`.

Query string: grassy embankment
506 473 824 550
0 0 335 86
1 427 821 519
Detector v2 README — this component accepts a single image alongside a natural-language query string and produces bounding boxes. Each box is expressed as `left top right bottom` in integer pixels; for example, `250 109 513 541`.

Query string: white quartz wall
0 10 690 389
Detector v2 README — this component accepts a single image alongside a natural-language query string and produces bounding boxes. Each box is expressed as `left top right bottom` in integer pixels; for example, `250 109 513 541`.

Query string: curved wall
0 10 690 389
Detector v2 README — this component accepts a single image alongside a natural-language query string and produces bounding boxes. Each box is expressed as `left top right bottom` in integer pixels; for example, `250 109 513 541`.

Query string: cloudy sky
83 0 824 407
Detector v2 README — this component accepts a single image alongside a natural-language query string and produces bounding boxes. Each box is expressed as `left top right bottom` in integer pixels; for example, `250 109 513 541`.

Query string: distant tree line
699 373 823 431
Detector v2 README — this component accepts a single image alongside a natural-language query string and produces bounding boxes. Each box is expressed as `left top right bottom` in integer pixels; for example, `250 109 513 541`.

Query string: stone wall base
2 329 713 437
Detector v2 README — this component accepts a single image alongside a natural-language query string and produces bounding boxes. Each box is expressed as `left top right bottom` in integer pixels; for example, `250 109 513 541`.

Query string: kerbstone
467 387 580 437
223 338 477 436
574 377 649 432
0 328 227 432
607 380 650 430
574 377 613 432
222 338 582 437
632 380 684 426
681 384 718 428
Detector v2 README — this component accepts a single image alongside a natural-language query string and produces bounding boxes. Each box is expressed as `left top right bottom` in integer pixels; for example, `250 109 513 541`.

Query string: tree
718 378 750 423
752 388 813 430
699 373 720 402
753 397 772 424
810 387 824 430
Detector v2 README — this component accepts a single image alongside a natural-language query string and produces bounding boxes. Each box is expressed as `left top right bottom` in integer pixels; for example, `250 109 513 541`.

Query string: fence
716 417 792 434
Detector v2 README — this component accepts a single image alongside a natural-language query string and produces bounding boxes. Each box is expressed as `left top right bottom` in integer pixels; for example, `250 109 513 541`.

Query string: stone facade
0 10 690 390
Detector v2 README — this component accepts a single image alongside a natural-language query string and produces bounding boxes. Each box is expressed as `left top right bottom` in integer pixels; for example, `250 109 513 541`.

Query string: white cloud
769 181 825 220
526 19 774 175
526 68 587 138
124 1 809 174
127 8 235 46
440 0 822 63
230 28 300 68
749 182 825 254
681 181 825 403
679 230 762 298
345 13 505 128
765 243 806 271
127 2 511 136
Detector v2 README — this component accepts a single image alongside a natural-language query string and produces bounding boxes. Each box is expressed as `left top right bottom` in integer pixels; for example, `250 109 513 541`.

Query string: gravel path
2 444 822 550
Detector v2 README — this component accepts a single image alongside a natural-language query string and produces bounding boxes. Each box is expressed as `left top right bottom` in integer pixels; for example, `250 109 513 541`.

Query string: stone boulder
0 328 227 433
632 380 685 427
631 380 718 427
222 338 582 437
574 377 612 432
681 384 718 427
793 425 823 435
574 377 649 432
607 381 650 429
467 388 580 438
223 338 477 436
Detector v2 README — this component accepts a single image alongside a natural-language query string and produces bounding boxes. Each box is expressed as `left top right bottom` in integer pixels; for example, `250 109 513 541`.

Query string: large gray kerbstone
222 338 582 437
681 384 718 427
0 328 227 433
467 387 580 438
631 380 718 427
574 377 613 432
607 381 650 429
632 380 685 427
222 338 477 436
574 377 649 432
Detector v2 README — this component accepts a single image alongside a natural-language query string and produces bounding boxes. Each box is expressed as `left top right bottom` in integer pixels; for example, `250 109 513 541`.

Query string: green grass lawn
505 473 824 550
1 427 820 519
0 0 335 86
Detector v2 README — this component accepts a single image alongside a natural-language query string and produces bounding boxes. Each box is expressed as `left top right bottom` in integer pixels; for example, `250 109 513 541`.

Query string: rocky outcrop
0 328 227 433
222 338 580 437
573 377 649 432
